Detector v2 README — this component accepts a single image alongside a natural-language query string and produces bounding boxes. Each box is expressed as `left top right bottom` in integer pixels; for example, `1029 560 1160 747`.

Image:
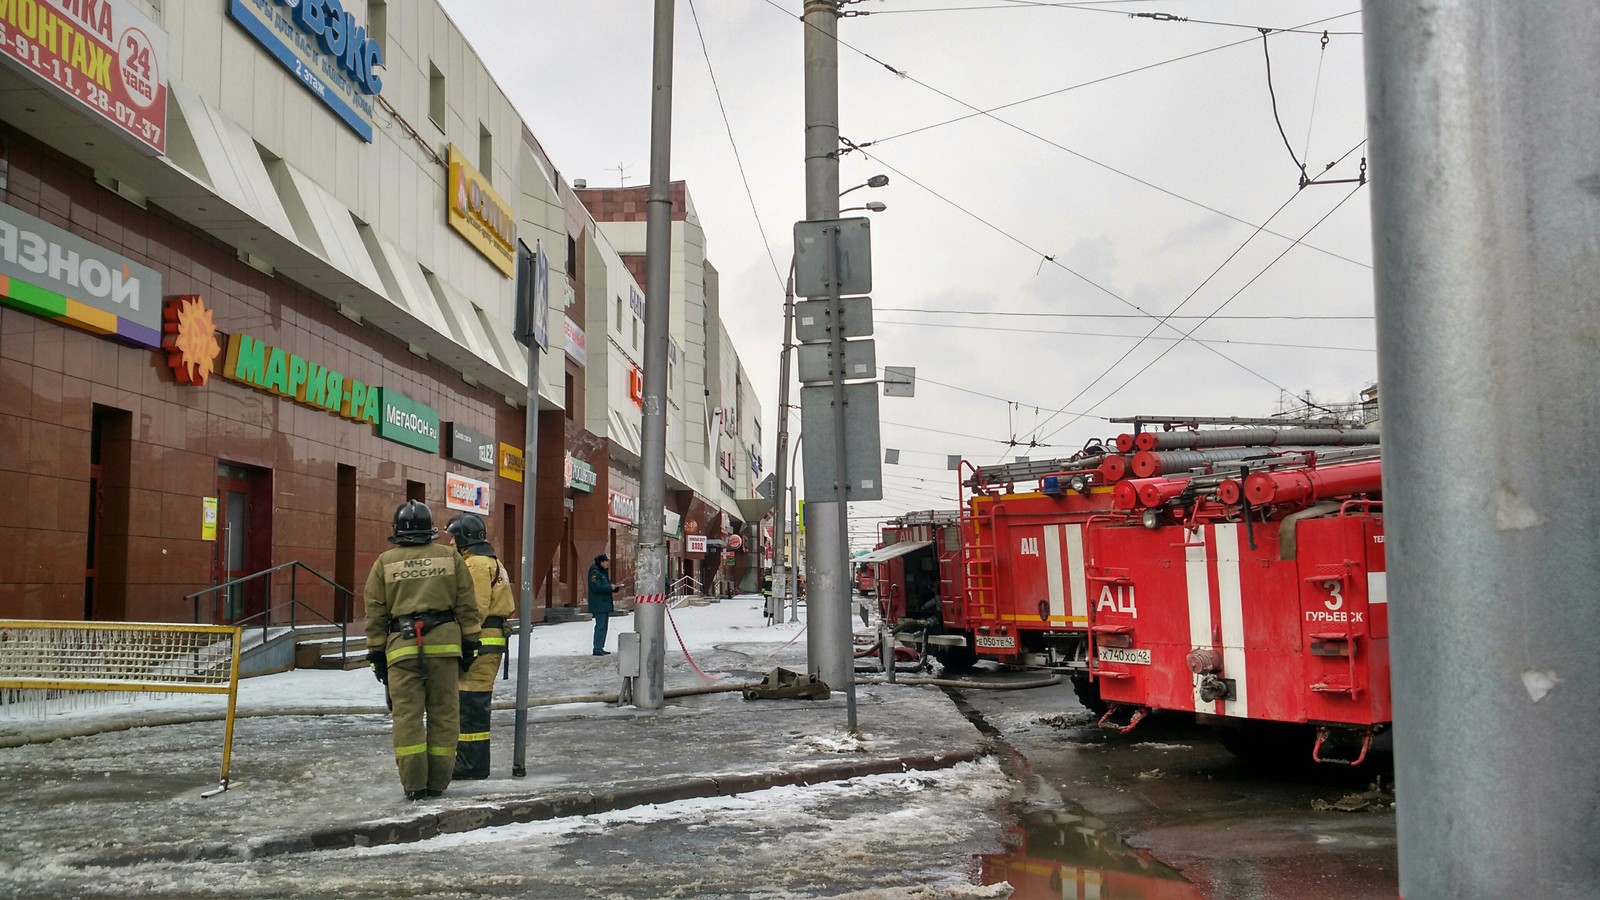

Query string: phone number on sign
0 25 163 147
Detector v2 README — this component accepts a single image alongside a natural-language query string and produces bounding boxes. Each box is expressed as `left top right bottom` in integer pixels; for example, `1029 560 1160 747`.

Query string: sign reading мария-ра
229 0 384 142
0 0 169 154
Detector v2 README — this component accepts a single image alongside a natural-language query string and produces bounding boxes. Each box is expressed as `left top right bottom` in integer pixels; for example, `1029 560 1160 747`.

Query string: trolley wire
687 0 787 290
874 318 1374 352
844 143 1352 407
875 308 1372 320
759 0 1370 270
1037 182 1368 444
1020 138 1365 444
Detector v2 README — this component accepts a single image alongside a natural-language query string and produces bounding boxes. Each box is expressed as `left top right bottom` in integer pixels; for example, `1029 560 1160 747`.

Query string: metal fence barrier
0 620 243 797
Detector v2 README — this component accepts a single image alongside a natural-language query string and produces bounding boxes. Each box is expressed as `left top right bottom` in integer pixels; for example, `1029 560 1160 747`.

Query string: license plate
975 635 1016 649
1098 647 1151 665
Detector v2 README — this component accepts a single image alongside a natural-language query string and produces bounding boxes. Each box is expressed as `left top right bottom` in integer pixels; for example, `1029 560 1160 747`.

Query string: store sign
749 446 763 480
628 285 645 318
446 422 495 471
497 442 524 482
628 365 644 408
565 453 597 492
686 535 707 554
447 144 515 277
377 389 439 452
0 0 168 154
727 533 744 550
163 296 221 385
222 332 378 423
563 316 586 366
445 472 492 515
664 508 683 540
607 490 637 525
228 0 384 141
201 496 218 541
0 200 162 348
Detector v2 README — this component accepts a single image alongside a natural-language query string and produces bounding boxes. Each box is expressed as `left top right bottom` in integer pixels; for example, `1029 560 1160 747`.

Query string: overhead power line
1038 182 1369 444
843 144 1349 406
874 318 1375 352
875 308 1373 320
801 2 1373 269
687 0 787 290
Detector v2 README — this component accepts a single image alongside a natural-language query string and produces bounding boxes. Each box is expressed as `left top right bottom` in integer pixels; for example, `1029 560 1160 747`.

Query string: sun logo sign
163 295 221 385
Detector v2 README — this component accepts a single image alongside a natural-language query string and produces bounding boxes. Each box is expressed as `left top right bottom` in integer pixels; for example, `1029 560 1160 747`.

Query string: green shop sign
223 332 377 423
378 389 440 452
220 332 439 453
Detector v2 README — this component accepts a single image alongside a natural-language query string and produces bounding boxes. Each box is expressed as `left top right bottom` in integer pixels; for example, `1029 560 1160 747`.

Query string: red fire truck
873 416 1387 762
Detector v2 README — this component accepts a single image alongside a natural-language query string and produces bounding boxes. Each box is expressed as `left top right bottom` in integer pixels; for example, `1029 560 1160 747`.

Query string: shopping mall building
0 0 767 625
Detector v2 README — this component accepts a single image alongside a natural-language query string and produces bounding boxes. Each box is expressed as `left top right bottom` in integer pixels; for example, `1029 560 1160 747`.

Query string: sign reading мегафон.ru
377 389 439 453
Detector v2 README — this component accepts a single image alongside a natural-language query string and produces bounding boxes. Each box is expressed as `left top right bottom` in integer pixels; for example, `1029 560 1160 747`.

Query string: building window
428 62 446 130
565 373 575 420
631 316 639 350
367 1 387 53
566 234 577 278
615 296 623 331
478 124 492 181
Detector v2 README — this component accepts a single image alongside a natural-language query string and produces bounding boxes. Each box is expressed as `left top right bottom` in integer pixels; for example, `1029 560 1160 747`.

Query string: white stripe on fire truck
1367 570 1388 604
1184 528 1213 715
1214 522 1250 719
1065 523 1089 619
1043 525 1067 619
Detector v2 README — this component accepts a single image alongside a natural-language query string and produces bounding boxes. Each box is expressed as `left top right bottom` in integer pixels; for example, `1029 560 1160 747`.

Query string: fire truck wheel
1217 721 1317 764
936 643 978 672
1070 676 1108 715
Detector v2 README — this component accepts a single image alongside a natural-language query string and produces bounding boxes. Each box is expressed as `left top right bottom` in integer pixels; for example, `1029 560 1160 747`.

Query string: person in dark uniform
445 513 514 781
365 501 480 801
587 554 622 656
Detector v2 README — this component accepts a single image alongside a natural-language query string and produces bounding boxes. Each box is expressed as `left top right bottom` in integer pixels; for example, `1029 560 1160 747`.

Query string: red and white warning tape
636 593 667 605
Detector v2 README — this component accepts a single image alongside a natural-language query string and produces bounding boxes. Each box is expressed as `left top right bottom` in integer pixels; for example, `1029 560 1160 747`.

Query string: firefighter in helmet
445 512 515 780
364 501 480 801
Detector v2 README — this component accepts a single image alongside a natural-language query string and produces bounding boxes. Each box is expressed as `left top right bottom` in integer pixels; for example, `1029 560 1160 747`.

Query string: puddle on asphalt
978 805 1202 899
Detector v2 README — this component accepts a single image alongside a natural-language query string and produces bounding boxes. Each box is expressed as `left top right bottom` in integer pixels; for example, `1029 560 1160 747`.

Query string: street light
840 201 887 213
838 174 889 197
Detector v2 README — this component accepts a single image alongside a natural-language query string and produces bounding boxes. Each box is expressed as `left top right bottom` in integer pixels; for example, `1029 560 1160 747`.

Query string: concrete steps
294 634 370 671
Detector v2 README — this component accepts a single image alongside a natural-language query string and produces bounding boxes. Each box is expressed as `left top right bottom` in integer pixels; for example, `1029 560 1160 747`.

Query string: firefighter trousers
386 655 461 793
454 633 503 780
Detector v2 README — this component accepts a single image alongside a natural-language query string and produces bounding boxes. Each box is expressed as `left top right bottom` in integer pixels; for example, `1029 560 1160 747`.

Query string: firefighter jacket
364 544 480 663
462 550 515 638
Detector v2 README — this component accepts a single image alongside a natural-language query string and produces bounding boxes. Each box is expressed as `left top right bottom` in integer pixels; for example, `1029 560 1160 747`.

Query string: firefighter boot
453 690 493 780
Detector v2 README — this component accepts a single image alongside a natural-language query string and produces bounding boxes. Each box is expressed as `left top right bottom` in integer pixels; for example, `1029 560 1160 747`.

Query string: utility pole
800 0 858 730
1365 3 1600 897
628 0 675 710
771 266 795 619
510 239 545 776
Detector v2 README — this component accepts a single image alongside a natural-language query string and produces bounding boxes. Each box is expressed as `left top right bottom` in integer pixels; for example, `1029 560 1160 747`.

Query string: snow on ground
0 594 806 738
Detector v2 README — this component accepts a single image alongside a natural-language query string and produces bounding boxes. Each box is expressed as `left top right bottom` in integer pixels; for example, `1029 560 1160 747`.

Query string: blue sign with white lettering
228 0 385 142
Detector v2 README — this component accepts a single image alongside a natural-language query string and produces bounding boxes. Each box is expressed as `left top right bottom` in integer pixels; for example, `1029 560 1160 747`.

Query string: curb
73 748 988 866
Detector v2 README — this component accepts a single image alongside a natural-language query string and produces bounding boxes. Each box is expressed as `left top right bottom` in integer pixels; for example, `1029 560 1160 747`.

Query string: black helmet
446 513 493 555
389 501 437 545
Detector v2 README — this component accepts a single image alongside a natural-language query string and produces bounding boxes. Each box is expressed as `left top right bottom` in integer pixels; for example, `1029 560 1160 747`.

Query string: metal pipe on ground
1133 428 1380 451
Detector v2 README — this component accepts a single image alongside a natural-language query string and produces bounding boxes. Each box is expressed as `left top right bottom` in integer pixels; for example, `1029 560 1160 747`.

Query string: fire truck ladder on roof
958 461 999 623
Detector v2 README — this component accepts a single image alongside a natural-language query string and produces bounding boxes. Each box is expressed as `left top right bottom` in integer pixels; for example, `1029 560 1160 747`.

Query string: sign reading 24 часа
228 0 384 141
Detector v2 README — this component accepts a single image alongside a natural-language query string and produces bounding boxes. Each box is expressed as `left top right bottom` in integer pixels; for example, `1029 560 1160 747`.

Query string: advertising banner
607 490 637 526
448 144 516 277
497 442 524 482
564 453 597 492
563 315 585 366
446 422 495 471
228 0 383 141
0 0 168 154
445 472 492 515
0 200 162 347
376 388 439 452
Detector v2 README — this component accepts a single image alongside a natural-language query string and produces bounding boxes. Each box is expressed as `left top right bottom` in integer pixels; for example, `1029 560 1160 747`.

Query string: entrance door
215 463 272 623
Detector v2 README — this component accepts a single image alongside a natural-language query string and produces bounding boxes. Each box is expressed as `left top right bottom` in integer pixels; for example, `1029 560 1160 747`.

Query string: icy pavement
0 597 1018 898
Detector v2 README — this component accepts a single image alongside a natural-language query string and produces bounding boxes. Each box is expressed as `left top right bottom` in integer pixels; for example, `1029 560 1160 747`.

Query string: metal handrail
185 561 357 663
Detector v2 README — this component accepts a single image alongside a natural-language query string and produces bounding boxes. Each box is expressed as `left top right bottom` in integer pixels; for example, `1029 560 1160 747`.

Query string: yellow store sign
447 144 516 277
498 442 525 482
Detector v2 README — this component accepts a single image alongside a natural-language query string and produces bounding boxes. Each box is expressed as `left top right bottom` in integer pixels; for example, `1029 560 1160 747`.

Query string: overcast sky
440 0 1375 544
